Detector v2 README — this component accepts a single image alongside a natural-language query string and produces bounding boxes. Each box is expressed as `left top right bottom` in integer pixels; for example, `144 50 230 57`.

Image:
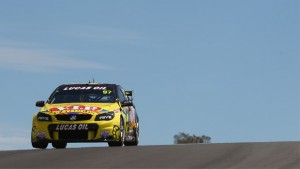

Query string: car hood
39 103 120 115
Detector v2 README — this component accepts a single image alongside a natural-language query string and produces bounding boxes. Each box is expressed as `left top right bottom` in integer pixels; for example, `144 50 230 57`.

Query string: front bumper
32 120 120 143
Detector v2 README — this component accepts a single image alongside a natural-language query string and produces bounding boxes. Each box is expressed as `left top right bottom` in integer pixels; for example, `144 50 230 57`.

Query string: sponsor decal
37 112 52 121
55 124 89 131
38 131 46 139
37 116 50 121
63 86 107 91
97 115 113 120
101 130 110 138
112 125 120 140
130 122 137 128
32 127 47 141
49 106 101 114
96 112 114 121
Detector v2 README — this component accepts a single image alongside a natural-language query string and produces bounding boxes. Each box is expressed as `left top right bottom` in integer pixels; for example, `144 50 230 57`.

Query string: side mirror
36 101 45 107
121 101 133 107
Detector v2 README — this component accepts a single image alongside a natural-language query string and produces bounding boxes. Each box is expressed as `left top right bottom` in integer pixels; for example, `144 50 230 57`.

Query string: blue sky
0 0 299 150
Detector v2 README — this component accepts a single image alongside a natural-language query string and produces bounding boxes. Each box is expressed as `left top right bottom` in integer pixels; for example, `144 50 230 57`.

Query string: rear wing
125 91 133 96
125 91 133 100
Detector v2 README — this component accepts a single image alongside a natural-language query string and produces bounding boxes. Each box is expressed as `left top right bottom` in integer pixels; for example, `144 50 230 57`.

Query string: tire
108 118 124 147
32 141 48 149
52 142 67 149
31 130 48 149
124 122 139 146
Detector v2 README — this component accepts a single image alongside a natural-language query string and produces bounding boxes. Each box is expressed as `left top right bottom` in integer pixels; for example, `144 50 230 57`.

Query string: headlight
37 112 52 121
95 112 115 121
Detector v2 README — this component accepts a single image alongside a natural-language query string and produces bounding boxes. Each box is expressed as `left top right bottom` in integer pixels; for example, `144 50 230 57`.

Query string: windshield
48 84 116 104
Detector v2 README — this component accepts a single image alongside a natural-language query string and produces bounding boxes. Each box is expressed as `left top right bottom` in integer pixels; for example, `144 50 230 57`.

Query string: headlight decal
37 112 52 121
95 112 115 121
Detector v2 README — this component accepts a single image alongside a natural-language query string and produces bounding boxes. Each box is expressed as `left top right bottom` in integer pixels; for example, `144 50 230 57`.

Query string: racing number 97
103 90 112 94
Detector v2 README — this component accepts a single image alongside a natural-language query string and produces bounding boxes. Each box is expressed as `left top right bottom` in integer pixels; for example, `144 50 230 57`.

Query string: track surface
0 142 299 169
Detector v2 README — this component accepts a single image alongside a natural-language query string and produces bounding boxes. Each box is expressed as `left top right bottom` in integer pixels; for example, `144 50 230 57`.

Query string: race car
31 83 139 149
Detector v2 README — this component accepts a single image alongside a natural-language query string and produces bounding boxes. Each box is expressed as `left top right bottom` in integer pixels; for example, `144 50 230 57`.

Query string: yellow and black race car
31 83 139 149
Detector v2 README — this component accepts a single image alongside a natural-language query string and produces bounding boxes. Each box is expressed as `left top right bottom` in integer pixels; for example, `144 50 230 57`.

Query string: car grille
48 124 98 141
55 114 92 121
59 131 88 140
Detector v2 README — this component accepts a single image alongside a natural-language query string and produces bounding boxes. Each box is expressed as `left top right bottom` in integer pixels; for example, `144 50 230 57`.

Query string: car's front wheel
31 129 48 149
32 141 48 149
52 142 67 149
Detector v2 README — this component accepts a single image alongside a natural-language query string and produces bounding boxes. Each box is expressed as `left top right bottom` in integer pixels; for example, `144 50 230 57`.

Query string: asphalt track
0 142 299 169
